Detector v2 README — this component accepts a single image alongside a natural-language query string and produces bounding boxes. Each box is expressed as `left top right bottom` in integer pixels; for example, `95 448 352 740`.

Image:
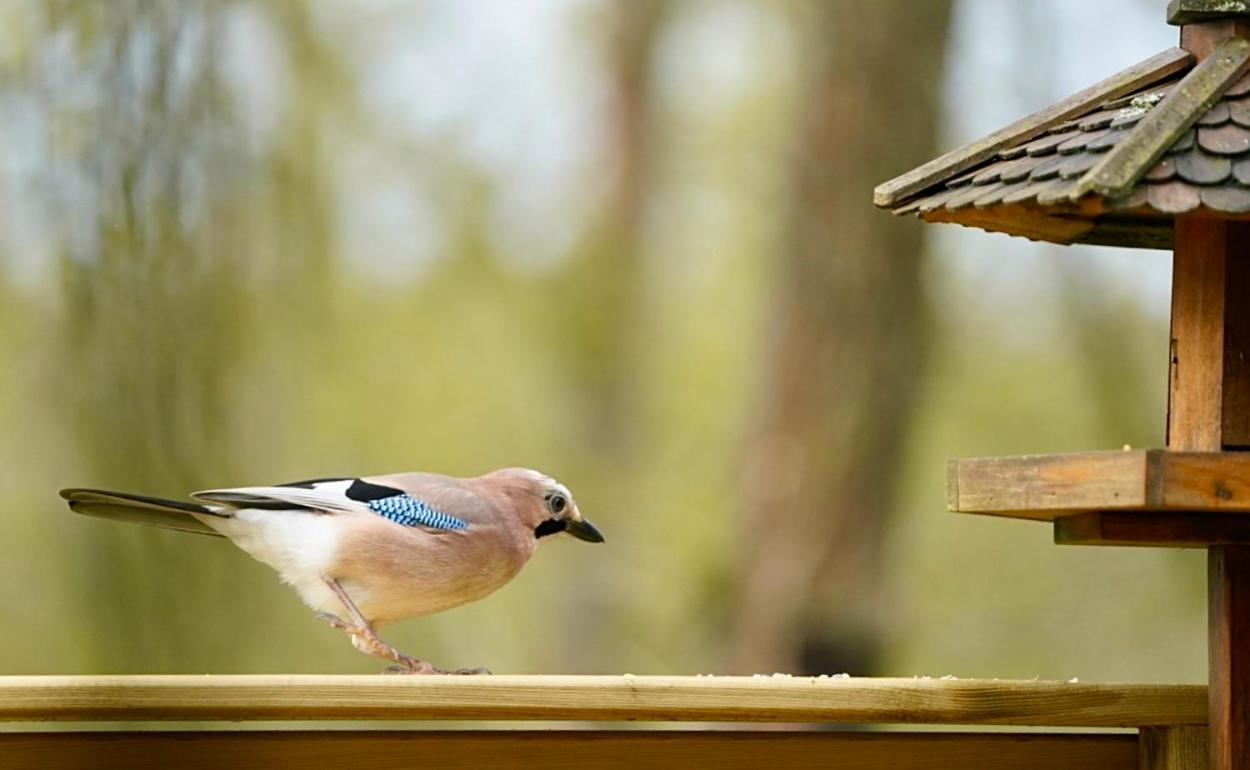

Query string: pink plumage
59 467 602 674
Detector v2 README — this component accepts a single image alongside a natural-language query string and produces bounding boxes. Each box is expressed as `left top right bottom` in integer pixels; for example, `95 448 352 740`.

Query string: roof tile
946 181 1004 211
1057 128 1109 154
1086 129 1129 152
1229 100 1250 128
1147 181 1202 213
1058 153 1100 179
1198 124 1250 155
1036 179 1082 205
1024 130 1080 156
887 43 1250 235
1233 157 1250 185
1200 185 1250 213
999 155 1049 184
1175 151 1233 184
1198 101 1232 126
1227 71 1250 98
1027 154 1069 181
1145 157 1178 182
1166 129 1197 154
1078 108 1122 131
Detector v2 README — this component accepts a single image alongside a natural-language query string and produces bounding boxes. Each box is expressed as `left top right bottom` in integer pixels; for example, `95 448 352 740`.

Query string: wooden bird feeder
877 2 1250 768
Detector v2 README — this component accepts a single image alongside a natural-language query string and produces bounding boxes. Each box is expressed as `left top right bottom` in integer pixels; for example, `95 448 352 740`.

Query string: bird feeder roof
874 38 1250 249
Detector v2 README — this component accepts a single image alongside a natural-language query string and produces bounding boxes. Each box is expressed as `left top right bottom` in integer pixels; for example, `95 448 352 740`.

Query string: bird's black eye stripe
345 479 407 502
535 519 567 539
547 493 567 513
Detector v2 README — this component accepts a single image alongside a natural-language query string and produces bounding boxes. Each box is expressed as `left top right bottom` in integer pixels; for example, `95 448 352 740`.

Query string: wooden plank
1079 39 1250 200
1170 218 1230 451
873 47 1192 208
919 202 1096 245
1056 512 1250 547
0 675 1208 727
1220 224 1250 448
1169 220 1250 451
0 731 1140 770
948 451 1150 519
948 450 1250 520
1209 547 1250 770
1140 726 1208 770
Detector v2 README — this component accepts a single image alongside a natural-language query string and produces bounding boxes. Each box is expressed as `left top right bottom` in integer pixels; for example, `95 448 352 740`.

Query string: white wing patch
191 480 367 514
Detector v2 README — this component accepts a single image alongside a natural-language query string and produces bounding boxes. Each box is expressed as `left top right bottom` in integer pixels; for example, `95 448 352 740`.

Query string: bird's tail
59 488 228 537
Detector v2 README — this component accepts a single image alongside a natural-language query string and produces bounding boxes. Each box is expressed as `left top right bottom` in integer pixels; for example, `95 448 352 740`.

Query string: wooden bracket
1056 511 1250 548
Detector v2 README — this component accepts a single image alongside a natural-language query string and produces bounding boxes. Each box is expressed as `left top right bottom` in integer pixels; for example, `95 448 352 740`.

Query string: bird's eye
548 493 567 514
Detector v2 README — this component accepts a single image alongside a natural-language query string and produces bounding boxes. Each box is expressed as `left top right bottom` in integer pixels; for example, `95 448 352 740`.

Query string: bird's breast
329 519 532 626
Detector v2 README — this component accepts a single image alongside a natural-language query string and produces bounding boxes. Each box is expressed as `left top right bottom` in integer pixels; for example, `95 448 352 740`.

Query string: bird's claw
315 611 361 635
380 663 491 675
315 606 487 675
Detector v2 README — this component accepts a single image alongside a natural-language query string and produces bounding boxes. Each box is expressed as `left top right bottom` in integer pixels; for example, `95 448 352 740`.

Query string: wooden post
1140 726 1209 770
1209 548 1250 770
1170 217 1250 770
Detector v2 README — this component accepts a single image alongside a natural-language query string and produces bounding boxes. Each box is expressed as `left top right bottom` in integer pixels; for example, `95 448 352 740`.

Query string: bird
58 468 603 674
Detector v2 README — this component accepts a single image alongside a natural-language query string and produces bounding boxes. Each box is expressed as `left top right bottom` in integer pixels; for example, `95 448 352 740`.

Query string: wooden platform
0 675 1210 769
947 449 1250 521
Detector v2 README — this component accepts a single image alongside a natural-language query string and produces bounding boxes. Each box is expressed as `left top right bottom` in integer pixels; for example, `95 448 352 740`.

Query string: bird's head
483 468 604 544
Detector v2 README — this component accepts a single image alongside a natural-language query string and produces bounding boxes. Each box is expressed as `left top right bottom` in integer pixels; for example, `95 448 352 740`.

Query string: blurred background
0 0 1202 682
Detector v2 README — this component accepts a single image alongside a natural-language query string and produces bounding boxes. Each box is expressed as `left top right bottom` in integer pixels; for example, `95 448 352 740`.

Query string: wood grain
948 450 1250 520
1208 547 1250 770
1055 512 1250 548
0 676 1207 728
1181 19 1250 61
1170 218 1229 452
1140 726 1209 770
1219 224 1250 449
0 731 1140 770
873 47 1192 207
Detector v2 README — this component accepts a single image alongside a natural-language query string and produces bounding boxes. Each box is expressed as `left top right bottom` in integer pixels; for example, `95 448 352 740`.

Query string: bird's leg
321 578 451 675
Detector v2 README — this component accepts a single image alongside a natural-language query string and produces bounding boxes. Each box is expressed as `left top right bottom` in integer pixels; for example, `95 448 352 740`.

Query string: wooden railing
0 675 1209 769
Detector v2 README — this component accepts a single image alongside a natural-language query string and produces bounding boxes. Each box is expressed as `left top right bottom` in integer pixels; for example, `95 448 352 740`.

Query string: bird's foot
381 663 491 676
315 606 487 675
349 632 454 675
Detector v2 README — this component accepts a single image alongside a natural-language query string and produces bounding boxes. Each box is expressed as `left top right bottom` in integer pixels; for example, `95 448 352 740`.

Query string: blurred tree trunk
551 0 667 671
560 0 666 451
729 1 952 675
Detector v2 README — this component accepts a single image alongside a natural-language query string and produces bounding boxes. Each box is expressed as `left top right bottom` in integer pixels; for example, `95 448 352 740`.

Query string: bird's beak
565 517 605 543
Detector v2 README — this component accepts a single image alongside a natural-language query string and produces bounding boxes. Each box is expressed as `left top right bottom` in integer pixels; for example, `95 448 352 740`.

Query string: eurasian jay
59 468 603 674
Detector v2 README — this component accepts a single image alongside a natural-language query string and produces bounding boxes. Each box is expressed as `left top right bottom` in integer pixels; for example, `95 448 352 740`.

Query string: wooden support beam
0 675 1208 728
1056 511 1250 548
1168 218 1250 451
1140 726 1209 770
0 730 1140 770
1170 217 1250 770
1209 548 1250 770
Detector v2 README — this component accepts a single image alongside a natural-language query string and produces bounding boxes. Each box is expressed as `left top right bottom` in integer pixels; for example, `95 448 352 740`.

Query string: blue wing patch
367 495 469 531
